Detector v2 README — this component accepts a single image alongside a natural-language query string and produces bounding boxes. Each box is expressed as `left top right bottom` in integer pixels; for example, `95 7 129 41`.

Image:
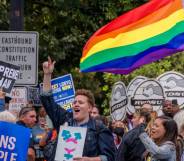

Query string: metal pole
10 0 24 30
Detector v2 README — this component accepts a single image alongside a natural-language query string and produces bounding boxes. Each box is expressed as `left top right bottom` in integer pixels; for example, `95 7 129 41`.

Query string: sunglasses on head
19 107 35 118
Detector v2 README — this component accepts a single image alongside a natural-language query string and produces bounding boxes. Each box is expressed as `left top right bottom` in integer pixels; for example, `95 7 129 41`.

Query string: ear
88 104 93 113
139 116 145 124
19 115 25 121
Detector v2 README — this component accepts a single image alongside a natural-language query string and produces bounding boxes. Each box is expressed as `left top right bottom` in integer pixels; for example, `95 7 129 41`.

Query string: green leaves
0 0 9 30
2 0 183 115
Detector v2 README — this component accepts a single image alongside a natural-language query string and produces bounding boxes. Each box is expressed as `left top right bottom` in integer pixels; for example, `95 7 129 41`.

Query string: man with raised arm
40 57 115 161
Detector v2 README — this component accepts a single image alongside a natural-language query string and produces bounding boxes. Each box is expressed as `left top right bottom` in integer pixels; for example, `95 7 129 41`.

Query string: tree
0 0 9 30
2 0 183 115
101 52 184 115
23 0 150 113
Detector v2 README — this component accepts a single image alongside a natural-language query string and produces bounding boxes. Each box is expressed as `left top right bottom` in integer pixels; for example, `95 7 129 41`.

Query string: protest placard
51 74 75 101
127 76 147 114
110 81 128 121
9 87 28 117
157 71 184 108
28 87 41 106
55 126 87 161
0 61 20 93
131 79 165 116
40 74 75 111
0 121 30 161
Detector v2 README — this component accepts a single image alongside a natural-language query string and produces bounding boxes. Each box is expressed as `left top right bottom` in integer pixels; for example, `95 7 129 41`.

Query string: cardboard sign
127 76 147 114
157 71 184 108
0 31 39 85
9 87 28 116
0 121 30 161
0 61 20 93
110 81 128 121
131 79 165 116
28 87 41 106
55 126 87 161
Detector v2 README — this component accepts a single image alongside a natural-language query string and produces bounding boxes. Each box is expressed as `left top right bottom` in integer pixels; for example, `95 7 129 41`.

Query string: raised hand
42 56 56 75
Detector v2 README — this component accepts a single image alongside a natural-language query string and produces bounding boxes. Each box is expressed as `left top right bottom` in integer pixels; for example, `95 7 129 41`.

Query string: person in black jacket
40 57 115 161
116 109 151 161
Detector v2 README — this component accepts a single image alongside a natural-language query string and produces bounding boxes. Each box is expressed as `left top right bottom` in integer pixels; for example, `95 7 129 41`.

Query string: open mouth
74 109 80 113
151 130 156 136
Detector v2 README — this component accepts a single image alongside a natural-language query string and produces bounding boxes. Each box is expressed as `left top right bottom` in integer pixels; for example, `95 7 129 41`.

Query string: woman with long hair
139 116 178 161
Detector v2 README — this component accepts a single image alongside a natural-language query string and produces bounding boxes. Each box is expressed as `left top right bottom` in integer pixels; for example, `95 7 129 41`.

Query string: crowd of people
0 57 184 161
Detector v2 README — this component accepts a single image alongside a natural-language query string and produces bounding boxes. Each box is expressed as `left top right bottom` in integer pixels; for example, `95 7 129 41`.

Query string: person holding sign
40 57 115 161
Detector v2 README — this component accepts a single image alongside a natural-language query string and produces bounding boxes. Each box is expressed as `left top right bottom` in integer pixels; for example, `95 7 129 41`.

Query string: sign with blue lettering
0 121 31 161
51 74 75 111
55 97 74 112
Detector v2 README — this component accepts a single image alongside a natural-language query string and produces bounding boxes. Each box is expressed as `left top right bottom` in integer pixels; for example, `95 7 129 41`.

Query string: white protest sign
110 81 128 121
9 87 28 116
0 31 39 85
157 71 184 108
127 76 147 114
55 126 87 161
131 79 165 116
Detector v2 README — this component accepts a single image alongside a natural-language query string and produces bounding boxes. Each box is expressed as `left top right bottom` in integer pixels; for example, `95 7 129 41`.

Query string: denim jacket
139 132 176 161
40 92 115 161
0 98 5 112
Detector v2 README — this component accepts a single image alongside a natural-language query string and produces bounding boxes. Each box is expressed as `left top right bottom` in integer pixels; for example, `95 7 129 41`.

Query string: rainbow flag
80 0 184 74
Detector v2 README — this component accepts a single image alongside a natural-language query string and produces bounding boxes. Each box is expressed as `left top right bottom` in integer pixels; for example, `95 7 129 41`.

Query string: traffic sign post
0 31 39 86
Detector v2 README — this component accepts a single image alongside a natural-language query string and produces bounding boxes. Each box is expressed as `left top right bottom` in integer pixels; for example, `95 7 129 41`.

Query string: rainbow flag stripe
80 0 184 74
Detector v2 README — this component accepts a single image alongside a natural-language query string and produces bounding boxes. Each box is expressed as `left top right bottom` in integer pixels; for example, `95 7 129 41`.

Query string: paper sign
40 74 75 111
28 87 41 106
9 87 28 116
55 126 87 161
0 60 20 93
0 121 30 161
51 74 75 101
55 97 74 112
